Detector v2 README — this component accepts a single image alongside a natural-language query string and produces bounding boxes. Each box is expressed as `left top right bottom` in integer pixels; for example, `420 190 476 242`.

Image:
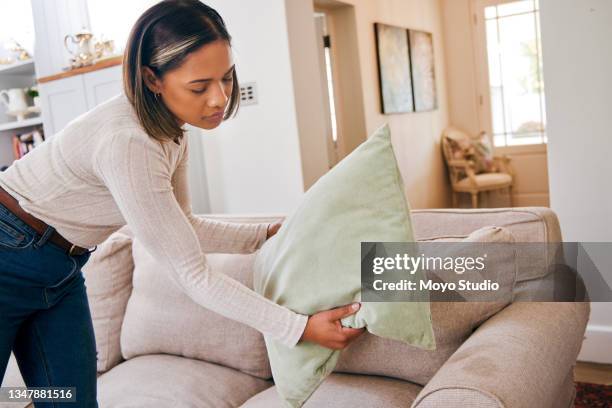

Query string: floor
575 361 612 385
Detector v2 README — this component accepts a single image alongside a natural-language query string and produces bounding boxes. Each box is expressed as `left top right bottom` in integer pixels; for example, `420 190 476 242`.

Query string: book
11 127 45 160
12 135 20 160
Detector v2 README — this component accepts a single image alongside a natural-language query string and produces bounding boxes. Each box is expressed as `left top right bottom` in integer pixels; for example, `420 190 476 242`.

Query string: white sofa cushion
82 227 134 373
120 239 272 379
98 354 271 408
242 373 423 408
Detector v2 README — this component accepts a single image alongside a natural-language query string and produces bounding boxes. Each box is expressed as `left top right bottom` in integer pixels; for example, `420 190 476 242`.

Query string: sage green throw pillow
253 124 436 408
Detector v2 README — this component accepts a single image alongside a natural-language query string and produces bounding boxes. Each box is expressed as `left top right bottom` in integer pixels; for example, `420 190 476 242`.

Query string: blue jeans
0 202 98 407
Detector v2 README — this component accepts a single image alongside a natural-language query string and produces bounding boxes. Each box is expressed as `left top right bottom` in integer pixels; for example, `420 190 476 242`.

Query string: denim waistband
0 201 40 238
0 200 98 257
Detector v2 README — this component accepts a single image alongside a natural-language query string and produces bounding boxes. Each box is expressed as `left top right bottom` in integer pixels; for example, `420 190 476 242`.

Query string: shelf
38 55 122 83
0 60 35 76
0 116 43 132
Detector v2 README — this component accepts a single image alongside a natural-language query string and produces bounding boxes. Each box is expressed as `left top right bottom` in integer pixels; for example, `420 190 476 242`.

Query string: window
0 1 35 60
86 0 155 55
476 0 546 146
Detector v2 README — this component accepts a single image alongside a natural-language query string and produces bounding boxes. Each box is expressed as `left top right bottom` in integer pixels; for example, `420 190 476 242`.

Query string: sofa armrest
412 301 589 408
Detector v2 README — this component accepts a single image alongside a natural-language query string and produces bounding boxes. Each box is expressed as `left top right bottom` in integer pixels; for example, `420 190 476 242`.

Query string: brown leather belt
0 186 91 256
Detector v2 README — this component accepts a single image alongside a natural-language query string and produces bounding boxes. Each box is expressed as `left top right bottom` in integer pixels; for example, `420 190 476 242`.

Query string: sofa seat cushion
98 354 272 408
241 373 423 408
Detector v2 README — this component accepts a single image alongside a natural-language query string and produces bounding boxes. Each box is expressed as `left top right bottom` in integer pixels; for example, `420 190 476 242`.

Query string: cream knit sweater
0 93 308 347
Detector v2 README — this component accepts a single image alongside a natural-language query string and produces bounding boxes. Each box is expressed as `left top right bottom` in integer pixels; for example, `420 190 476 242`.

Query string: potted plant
26 86 40 108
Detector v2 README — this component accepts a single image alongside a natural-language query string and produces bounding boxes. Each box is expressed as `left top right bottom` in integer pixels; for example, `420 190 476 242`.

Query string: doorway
313 0 367 166
313 12 339 169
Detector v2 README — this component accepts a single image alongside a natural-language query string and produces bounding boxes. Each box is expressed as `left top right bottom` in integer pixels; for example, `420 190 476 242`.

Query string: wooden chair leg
471 192 478 208
508 185 513 207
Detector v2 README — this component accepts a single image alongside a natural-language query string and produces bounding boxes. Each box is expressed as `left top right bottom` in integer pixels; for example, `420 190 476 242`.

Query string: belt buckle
68 244 79 256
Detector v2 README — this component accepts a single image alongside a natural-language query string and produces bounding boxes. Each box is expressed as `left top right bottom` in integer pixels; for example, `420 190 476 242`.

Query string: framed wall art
409 29 438 112
374 22 414 114
374 23 438 114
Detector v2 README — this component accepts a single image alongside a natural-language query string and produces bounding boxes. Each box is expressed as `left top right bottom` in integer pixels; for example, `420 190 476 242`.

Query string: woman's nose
208 81 228 108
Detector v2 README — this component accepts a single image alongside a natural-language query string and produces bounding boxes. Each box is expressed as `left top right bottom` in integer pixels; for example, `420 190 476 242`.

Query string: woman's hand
299 303 365 350
266 222 282 239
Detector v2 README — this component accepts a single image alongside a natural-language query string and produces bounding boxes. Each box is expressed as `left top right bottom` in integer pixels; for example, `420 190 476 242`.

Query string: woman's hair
123 0 240 143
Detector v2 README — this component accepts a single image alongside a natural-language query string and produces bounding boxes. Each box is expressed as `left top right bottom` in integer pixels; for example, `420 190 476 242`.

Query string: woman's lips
204 112 224 121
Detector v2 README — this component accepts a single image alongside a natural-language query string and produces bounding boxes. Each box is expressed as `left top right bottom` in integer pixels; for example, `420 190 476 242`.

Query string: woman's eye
191 88 207 94
222 76 233 83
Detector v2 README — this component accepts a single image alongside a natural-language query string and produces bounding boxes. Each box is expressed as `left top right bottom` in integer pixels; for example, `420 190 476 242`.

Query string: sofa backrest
334 206 561 384
112 215 282 379
412 207 562 283
412 207 561 243
83 208 560 383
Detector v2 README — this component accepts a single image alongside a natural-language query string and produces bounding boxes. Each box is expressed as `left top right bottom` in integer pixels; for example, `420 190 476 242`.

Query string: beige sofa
2 208 589 408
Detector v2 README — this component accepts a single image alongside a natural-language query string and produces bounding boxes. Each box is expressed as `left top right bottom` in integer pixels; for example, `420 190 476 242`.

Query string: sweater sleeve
94 131 307 347
171 135 271 254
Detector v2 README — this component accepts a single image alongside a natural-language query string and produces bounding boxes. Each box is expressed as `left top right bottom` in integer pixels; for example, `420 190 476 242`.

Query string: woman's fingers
266 222 282 239
326 302 360 321
301 303 365 350
328 328 366 350
341 327 365 343
330 323 366 349
341 327 365 337
327 303 364 345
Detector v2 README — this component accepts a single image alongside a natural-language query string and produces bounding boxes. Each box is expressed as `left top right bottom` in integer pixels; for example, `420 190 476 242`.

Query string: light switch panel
239 82 258 106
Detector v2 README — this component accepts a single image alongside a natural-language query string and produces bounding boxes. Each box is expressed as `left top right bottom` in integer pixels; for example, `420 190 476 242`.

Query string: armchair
441 127 514 208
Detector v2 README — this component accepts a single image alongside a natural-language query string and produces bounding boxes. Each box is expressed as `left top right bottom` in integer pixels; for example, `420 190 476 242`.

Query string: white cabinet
83 65 123 108
39 75 88 137
39 65 122 136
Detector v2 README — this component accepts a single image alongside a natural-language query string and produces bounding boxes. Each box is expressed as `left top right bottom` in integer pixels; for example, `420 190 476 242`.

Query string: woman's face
145 39 235 130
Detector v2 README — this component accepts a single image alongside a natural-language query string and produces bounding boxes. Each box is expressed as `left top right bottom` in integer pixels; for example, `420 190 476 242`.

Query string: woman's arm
172 135 271 254
94 130 307 347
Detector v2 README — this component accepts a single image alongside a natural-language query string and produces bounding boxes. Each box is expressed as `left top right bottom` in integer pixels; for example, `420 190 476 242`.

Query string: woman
0 1 364 406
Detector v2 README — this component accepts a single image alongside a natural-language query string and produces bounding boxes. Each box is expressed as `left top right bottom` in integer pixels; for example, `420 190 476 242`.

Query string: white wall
199 0 306 214
285 0 331 191
439 0 480 137
333 0 451 209
185 125 211 213
540 0 612 363
198 0 452 212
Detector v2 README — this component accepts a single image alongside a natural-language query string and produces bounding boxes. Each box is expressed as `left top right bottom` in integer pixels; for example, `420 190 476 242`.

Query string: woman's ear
142 66 162 94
